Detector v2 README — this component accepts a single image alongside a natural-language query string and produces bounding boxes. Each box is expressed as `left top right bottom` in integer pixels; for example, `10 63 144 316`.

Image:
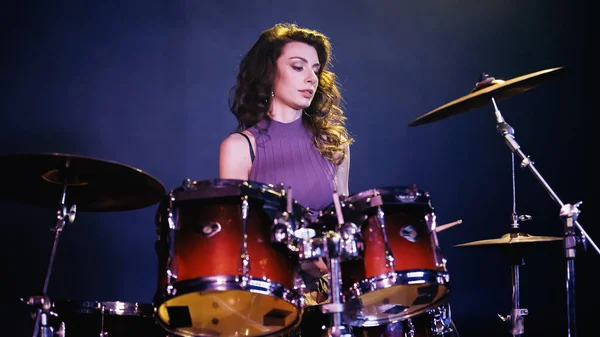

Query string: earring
271 91 274 97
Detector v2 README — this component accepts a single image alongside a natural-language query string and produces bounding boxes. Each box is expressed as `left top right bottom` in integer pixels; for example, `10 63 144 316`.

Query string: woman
218 22 353 305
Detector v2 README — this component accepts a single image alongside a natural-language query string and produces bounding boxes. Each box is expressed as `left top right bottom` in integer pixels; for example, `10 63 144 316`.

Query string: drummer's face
271 41 320 112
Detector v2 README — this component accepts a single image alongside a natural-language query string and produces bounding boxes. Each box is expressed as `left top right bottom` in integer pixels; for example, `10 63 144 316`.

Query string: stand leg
565 259 576 337
561 203 580 337
510 262 527 336
321 231 353 337
499 253 528 336
27 185 77 337
31 227 62 337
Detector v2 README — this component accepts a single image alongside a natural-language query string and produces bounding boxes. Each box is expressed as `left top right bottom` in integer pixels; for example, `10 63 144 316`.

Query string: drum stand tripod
320 231 353 337
318 192 355 337
489 94 595 337
495 217 531 336
491 135 532 336
24 183 77 337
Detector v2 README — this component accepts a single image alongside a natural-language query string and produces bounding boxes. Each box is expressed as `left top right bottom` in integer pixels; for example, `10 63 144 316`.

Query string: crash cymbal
0 152 166 212
408 67 565 127
455 232 562 248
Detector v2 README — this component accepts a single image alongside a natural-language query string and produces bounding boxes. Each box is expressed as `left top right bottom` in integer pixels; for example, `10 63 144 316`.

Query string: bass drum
285 302 458 337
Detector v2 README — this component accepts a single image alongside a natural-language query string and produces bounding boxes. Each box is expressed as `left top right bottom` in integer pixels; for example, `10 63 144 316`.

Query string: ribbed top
248 117 335 212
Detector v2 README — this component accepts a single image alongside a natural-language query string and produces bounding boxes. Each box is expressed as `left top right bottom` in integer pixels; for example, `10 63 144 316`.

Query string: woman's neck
268 106 303 123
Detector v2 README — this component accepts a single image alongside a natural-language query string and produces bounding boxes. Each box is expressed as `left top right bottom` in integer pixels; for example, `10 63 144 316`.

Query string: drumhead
155 288 301 337
315 185 433 231
156 178 311 232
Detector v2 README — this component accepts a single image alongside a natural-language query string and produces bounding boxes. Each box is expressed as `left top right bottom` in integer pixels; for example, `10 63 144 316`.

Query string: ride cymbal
0 152 166 212
455 232 562 248
408 67 565 127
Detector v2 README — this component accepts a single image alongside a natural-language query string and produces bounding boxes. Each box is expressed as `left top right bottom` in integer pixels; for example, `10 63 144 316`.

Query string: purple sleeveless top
247 117 336 213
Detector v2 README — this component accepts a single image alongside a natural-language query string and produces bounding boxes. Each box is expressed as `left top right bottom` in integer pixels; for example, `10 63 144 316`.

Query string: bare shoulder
219 131 255 180
220 131 255 153
220 132 244 148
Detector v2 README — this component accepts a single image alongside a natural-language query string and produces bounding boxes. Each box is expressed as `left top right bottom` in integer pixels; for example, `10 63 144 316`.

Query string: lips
299 89 314 98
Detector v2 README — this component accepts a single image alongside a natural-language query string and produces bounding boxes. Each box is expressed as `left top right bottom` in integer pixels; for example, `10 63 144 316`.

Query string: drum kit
4 66 595 337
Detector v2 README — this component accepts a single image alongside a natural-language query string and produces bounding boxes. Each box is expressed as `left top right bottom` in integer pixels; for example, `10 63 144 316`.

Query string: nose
305 70 318 84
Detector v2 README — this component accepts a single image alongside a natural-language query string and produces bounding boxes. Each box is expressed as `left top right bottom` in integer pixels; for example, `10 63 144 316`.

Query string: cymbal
0 152 166 212
408 67 565 127
455 232 562 248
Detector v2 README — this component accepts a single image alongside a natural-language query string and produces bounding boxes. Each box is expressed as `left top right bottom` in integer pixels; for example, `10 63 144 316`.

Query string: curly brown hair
228 23 353 166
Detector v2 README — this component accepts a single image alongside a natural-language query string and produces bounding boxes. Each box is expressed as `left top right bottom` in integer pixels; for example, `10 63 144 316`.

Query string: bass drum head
155 288 301 337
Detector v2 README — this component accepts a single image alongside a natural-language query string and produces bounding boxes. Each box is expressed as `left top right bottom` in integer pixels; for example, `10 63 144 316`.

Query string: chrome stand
320 230 353 337
25 183 76 337
495 139 530 336
487 87 595 337
311 192 358 337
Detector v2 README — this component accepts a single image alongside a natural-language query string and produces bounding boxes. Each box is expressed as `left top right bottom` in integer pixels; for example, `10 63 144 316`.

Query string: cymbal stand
26 183 77 337
319 192 353 337
497 149 530 336
489 95 596 337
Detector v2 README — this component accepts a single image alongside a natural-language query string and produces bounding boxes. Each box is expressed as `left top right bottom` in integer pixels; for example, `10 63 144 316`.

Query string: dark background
1 1 594 336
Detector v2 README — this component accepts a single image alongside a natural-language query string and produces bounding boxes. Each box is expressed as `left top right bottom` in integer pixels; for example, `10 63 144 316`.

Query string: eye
292 65 303 71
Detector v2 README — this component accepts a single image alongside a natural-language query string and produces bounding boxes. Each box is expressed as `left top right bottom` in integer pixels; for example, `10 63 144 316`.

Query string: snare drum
154 179 308 337
49 300 166 337
316 185 450 326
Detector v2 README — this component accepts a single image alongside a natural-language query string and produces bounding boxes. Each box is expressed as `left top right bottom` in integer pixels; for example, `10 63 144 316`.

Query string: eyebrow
289 56 321 69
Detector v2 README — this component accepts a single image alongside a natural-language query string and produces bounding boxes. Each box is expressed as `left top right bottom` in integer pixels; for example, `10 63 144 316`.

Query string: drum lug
427 213 447 271
238 198 250 277
166 194 178 289
181 178 193 190
376 206 396 270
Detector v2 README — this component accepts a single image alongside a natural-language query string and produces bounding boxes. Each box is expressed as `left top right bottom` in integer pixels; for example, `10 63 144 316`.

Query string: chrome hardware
272 220 289 244
165 193 178 293
181 178 192 190
400 225 419 243
56 322 65 337
297 236 327 261
406 318 416 337
239 197 250 277
198 221 221 238
426 212 446 270
518 214 532 222
272 211 295 245
339 222 363 259
429 304 453 335
377 206 395 270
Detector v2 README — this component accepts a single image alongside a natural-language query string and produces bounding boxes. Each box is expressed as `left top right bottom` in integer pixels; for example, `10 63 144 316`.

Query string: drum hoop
155 179 311 231
173 178 282 200
153 275 304 337
344 269 450 327
344 186 430 205
167 179 308 216
52 300 152 316
153 275 304 308
348 269 450 299
317 185 432 224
